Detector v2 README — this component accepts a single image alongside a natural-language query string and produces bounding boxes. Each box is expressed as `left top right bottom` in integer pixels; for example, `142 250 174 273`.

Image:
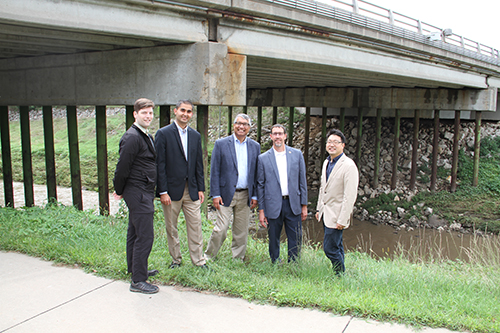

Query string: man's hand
315 212 319 221
213 197 223 210
198 191 204 204
259 209 268 228
160 193 171 206
335 224 345 230
113 192 122 200
250 199 258 210
301 205 308 221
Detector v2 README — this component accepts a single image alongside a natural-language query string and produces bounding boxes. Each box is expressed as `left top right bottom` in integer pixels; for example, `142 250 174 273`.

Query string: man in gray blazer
257 124 308 263
316 129 359 276
205 114 260 260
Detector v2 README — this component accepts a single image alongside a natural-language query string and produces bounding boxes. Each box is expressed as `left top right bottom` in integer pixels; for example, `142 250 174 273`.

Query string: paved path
0 251 460 333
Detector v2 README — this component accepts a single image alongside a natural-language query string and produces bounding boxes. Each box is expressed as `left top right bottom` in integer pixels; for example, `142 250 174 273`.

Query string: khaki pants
162 185 205 266
205 190 250 260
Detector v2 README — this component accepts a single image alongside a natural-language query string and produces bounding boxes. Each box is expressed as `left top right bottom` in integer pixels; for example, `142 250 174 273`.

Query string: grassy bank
1 204 499 333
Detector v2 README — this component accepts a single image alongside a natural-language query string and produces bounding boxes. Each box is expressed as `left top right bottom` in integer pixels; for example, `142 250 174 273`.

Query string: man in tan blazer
316 129 359 276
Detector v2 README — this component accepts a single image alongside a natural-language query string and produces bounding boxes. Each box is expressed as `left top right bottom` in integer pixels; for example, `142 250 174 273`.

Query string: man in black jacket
113 98 159 294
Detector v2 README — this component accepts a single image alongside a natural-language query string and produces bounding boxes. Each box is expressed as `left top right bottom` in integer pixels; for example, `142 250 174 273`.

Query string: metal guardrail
265 0 500 65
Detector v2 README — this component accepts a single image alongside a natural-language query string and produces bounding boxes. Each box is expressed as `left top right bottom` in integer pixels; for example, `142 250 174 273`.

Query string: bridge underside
1 0 499 119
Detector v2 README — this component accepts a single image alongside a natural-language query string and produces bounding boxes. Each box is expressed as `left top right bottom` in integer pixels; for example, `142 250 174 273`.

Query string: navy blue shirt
326 153 343 181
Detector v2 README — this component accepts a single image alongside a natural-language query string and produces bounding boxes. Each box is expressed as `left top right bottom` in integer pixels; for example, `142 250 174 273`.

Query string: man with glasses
257 124 308 263
205 114 260 261
155 100 208 269
316 129 359 276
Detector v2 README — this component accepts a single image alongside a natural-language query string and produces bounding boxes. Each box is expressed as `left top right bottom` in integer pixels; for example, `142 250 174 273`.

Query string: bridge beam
247 87 497 113
0 43 246 106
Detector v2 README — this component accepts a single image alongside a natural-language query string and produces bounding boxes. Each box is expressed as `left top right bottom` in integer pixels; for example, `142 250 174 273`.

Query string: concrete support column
159 105 171 128
473 111 482 187
20 106 34 207
339 107 345 133
391 109 401 190
96 105 109 215
0 105 14 208
257 106 262 144
304 107 311 171
42 105 57 203
430 110 440 192
67 105 83 210
450 111 460 192
321 107 327 161
355 108 363 165
373 108 382 188
288 107 294 146
126 105 134 130
197 105 209 217
227 106 233 135
410 109 420 190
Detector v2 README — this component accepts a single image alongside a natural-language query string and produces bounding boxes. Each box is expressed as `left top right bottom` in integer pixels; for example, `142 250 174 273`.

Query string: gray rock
428 214 447 228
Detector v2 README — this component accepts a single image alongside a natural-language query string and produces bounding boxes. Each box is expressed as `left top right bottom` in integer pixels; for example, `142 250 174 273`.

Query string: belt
282 195 289 200
235 188 248 192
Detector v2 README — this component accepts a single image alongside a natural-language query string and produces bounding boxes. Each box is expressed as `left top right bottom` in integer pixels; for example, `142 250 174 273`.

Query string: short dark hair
326 128 346 144
271 124 286 134
176 100 194 109
134 98 154 112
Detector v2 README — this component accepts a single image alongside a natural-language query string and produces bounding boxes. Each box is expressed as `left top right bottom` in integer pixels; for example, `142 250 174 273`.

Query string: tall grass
1 203 499 333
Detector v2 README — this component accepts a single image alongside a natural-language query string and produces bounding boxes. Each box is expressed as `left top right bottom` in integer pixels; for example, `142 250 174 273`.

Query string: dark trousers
267 198 302 263
323 225 345 274
124 188 155 283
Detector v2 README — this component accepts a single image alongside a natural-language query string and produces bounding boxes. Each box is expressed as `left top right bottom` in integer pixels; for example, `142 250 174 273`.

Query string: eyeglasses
271 132 285 136
234 122 250 127
327 140 343 145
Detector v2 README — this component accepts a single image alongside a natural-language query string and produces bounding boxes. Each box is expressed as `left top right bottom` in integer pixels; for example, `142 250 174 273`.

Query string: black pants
124 188 155 283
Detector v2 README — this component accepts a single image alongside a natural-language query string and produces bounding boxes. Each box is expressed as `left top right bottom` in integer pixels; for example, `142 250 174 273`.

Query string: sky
317 0 499 50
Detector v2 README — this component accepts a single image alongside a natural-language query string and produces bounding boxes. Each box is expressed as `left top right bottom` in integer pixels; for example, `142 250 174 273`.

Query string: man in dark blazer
155 100 207 268
257 124 308 263
205 114 260 261
113 98 159 294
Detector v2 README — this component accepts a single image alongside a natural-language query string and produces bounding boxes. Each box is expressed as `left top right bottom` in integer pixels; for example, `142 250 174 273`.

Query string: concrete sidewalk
1 251 458 333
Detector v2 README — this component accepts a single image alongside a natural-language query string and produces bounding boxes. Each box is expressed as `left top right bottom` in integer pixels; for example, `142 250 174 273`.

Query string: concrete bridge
1 0 500 212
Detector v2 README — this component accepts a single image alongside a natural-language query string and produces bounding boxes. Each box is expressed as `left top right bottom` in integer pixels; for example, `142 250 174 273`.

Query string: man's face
271 127 287 149
326 134 345 158
134 107 154 129
233 116 250 137
174 103 193 127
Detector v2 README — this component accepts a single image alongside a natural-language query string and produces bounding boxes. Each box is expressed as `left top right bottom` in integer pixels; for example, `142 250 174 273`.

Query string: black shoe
272 258 282 265
148 269 159 277
169 262 181 269
130 281 159 294
198 264 214 272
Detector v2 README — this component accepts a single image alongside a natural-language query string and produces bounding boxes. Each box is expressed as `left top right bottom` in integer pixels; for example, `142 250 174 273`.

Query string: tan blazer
316 154 359 229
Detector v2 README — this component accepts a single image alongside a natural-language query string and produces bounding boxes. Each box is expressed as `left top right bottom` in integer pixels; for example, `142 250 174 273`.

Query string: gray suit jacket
257 145 307 219
210 135 260 207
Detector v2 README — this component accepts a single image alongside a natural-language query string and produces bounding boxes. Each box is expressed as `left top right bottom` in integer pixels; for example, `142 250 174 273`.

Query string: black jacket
113 124 157 196
155 122 205 201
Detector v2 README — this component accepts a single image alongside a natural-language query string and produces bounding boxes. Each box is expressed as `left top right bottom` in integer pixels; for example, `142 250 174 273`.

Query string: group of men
113 98 359 294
